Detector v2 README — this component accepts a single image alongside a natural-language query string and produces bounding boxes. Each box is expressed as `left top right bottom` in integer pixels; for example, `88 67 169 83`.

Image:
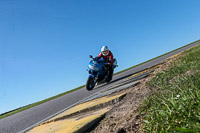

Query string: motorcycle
86 55 118 91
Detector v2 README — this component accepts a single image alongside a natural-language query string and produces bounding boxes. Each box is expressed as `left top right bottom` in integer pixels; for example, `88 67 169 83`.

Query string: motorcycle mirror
89 55 93 59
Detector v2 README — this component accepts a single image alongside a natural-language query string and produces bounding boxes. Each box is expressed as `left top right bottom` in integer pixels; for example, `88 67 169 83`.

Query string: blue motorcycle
86 55 117 91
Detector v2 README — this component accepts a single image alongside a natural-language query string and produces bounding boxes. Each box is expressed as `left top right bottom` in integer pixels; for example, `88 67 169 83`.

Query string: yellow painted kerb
166 52 183 60
48 93 126 122
28 93 126 133
125 64 161 80
28 107 111 133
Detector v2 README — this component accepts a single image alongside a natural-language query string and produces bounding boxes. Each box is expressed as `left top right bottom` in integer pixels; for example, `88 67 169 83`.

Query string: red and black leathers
96 50 114 82
97 51 114 66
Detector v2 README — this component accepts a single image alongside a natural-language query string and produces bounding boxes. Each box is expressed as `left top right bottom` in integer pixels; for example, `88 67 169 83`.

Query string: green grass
0 85 85 120
140 44 200 132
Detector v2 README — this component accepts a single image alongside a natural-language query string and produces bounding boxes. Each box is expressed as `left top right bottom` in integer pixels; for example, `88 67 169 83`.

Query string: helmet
101 46 109 56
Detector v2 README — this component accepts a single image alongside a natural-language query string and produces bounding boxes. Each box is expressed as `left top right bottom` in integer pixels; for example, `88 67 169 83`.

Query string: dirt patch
89 76 151 133
89 56 182 133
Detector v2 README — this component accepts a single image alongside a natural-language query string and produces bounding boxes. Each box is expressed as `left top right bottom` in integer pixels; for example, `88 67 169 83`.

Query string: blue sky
1 0 200 114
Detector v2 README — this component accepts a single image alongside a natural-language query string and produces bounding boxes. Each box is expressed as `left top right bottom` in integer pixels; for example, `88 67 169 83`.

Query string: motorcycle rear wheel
86 77 95 91
105 76 112 83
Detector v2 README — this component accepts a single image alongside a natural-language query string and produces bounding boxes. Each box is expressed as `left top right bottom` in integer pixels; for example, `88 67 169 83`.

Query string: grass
0 85 85 120
140 44 200 132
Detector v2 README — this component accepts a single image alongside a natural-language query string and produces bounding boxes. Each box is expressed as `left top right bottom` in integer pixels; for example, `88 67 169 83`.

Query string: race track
0 40 199 133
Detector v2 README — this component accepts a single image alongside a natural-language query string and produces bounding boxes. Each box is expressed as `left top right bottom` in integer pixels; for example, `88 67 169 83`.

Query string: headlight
89 65 99 71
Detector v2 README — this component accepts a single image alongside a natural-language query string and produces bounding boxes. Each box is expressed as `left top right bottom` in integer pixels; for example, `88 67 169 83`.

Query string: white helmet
101 46 109 56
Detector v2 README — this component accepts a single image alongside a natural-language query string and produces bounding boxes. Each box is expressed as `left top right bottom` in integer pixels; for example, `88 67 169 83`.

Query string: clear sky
1 0 200 114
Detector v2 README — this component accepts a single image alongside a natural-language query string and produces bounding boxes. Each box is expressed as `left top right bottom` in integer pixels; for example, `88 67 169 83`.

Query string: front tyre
86 77 95 91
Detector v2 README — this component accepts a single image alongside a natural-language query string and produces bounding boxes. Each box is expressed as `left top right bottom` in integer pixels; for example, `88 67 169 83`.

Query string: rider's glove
94 57 99 61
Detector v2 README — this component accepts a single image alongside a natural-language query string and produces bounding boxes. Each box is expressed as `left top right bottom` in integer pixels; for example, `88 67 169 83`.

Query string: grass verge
0 85 85 120
140 44 200 132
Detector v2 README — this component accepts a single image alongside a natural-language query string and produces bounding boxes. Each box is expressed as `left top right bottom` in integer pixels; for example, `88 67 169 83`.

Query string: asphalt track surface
0 40 199 133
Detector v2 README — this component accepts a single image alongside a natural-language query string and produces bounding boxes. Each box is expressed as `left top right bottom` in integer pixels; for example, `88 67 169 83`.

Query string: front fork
89 73 98 85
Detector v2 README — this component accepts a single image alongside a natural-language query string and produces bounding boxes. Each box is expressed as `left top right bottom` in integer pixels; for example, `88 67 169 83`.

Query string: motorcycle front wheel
86 77 95 91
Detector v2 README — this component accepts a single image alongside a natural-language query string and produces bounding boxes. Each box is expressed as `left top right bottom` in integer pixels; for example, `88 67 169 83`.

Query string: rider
95 46 114 81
